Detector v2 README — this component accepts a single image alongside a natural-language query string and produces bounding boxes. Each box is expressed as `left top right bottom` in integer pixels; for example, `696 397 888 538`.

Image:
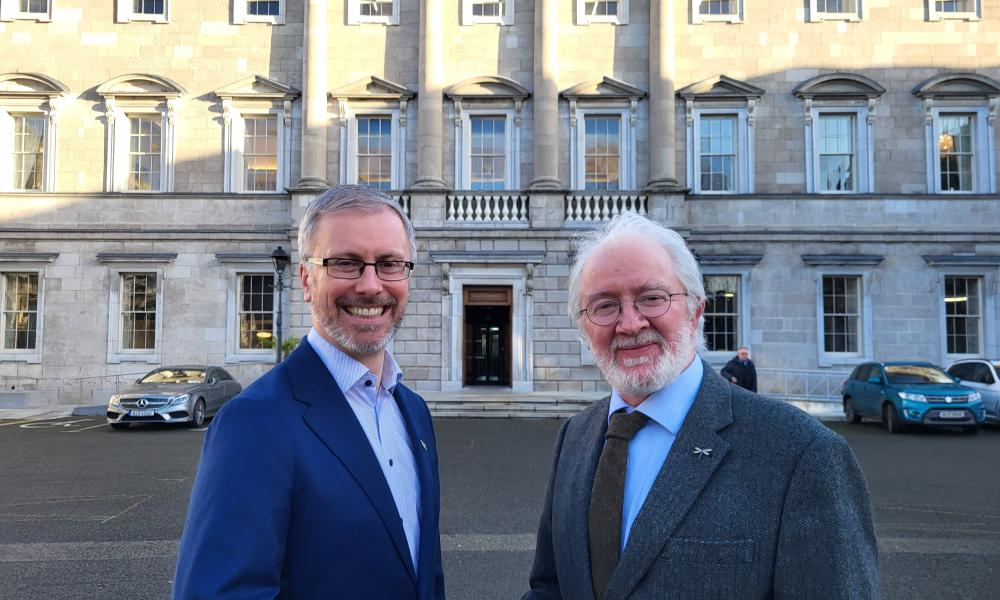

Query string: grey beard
594 328 695 398
319 314 402 355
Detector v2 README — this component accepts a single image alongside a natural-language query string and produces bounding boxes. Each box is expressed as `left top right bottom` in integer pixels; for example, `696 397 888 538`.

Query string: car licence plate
938 410 966 419
130 410 155 417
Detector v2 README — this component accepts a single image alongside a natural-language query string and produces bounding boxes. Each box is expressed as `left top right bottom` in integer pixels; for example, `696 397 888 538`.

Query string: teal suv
842 361 985 434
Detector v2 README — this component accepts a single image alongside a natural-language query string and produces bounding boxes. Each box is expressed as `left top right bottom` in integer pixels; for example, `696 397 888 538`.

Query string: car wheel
189 399 206 428
963 425 979 435
884 404 905 434
109 422 130 430
843 397 862 424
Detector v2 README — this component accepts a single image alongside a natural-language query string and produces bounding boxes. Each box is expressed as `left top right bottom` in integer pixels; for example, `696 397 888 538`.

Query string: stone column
414 0 445 189
530 0 560 189
297 0 329 188
646 0 678 190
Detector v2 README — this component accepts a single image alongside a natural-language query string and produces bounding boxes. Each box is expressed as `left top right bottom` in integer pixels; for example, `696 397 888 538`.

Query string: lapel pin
420 440 428 451
693 446 712 458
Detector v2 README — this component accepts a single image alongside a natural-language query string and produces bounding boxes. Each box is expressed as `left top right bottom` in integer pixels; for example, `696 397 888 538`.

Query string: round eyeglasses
580 291 688 326
305 257 414 281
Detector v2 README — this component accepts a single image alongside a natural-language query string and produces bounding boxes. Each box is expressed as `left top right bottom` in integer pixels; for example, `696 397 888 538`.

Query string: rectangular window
584 0 618 16
13 114 44 191
945 276 981 355
120 273 157 351
818 114 855 192
243 116 278 192
247 0 280 15
238 274 274 350
928 0 981 20
128 116 162 191
470 116 506 191
936 0 973 12
938 114 974 192
699 115 736 192
357 116 392 191
700 0 735 14
472 0 503 16
822 275 860 353
133 0 164 15
817 0 855 11
2 272 38 350
360 0 393 17
584 115 621 191
20 0 48 13
692 0 741 23
703 275 740 352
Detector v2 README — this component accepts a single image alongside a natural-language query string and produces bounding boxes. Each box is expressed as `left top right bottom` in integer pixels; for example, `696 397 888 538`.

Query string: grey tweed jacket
523 360 879 600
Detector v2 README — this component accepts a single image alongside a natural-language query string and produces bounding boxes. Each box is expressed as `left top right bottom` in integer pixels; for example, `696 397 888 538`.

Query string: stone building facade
0 0 998 410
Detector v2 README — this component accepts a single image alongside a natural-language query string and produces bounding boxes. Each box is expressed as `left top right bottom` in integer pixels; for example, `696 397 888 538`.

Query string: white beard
593 327 695 398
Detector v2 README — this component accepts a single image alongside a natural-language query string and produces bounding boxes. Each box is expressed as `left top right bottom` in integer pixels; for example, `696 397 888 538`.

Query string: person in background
173 185 445 599
721 346 758 392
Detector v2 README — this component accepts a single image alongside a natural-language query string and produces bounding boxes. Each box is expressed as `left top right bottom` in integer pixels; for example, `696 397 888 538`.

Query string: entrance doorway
463 286 512 387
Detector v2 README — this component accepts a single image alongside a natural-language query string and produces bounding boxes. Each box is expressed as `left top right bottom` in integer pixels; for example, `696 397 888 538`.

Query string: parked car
841 361 985 434
947 358 1000 424
106 366 243 430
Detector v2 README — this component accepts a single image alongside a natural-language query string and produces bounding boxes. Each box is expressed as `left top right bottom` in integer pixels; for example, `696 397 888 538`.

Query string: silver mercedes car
106 366 243 430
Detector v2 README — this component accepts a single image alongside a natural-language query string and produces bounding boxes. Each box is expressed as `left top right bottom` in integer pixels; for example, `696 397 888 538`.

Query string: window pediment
794 73 886 101
561 76 645 102
445 76 529 102
677 75 764 101
0 73 70 99
913 73 1000 100
97 74 186 100
215 76 299 102
330 76 414 102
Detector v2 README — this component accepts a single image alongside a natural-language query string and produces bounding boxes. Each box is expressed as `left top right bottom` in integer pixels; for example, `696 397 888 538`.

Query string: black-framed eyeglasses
580 291 688 326
305 257 414 281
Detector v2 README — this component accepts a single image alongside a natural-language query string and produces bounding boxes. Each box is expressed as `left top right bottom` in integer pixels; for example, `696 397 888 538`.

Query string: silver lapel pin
693 446 713 458
420 440 428 451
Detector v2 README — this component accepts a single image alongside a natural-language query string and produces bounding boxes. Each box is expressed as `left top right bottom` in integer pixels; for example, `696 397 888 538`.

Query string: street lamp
271 246 292 363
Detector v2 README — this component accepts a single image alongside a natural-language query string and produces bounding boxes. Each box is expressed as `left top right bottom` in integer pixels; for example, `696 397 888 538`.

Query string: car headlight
167 394 190 407
108 395 120 406
968 392 981 403
899 391 928 402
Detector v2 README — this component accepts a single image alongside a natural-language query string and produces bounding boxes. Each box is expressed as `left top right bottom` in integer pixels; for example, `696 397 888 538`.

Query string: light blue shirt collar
608 356 703 434
306 328 403 395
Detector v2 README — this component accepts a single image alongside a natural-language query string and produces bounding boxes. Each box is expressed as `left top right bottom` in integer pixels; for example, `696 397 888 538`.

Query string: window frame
806 106 873 194
808 0 863 22
234 0 286 25
0 74 66 193
940 273 986 360
0 0 54 21
928 0 981 21
814 269 873 367
115 0 170 23
226 268 278 362
700 267 752 363
0 268 44 363
691 0 743 24
927 107 993 194
343 107 402 191
455 108 519 191
576 0 629 25
571 107 634 191
347 0 399 25
689 106 753 194
462 0 512 25
107 268 163 364
223 104 291 194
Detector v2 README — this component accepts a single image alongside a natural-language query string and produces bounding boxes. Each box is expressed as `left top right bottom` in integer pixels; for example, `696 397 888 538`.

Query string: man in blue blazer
174 186 445 599
524 212 878 600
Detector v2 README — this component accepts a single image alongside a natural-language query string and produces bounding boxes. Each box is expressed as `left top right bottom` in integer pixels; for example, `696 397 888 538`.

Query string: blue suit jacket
173 339 445 599
524 361 879 600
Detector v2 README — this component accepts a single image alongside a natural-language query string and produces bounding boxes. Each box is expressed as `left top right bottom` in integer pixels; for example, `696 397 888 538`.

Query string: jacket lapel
571 398 612 600
606 362 734 600
287 342 418 588
392 384 437 596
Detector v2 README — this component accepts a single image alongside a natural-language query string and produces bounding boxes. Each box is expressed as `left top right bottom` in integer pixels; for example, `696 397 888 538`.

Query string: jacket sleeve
720 361 736 381
773 429 879 600
521 419 570 600
173 397 294 599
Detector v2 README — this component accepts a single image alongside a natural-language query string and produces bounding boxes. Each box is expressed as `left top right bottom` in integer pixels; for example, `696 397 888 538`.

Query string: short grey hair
567 212 706 345
297 185 416 261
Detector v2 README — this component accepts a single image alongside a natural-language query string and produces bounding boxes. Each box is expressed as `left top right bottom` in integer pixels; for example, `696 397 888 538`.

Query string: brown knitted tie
588 409 650 600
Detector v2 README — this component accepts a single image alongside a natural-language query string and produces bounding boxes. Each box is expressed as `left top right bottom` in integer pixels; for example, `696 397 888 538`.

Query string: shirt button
364 380 373 387
389 459 394 467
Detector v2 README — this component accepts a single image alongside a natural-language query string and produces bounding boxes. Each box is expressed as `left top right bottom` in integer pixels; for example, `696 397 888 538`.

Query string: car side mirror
867 376 882 384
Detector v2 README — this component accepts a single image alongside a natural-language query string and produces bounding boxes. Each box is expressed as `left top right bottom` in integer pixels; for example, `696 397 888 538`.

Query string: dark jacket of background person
721 355 758 392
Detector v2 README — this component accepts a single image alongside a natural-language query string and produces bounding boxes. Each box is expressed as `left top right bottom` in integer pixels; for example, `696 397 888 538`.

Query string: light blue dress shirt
307 329 422 571
607 357 703 552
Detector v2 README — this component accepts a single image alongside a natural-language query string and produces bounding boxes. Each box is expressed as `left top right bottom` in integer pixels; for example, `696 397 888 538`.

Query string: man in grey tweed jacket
523 213 878 600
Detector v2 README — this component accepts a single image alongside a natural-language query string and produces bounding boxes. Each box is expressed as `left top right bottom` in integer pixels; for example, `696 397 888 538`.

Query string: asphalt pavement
0 415 997 599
